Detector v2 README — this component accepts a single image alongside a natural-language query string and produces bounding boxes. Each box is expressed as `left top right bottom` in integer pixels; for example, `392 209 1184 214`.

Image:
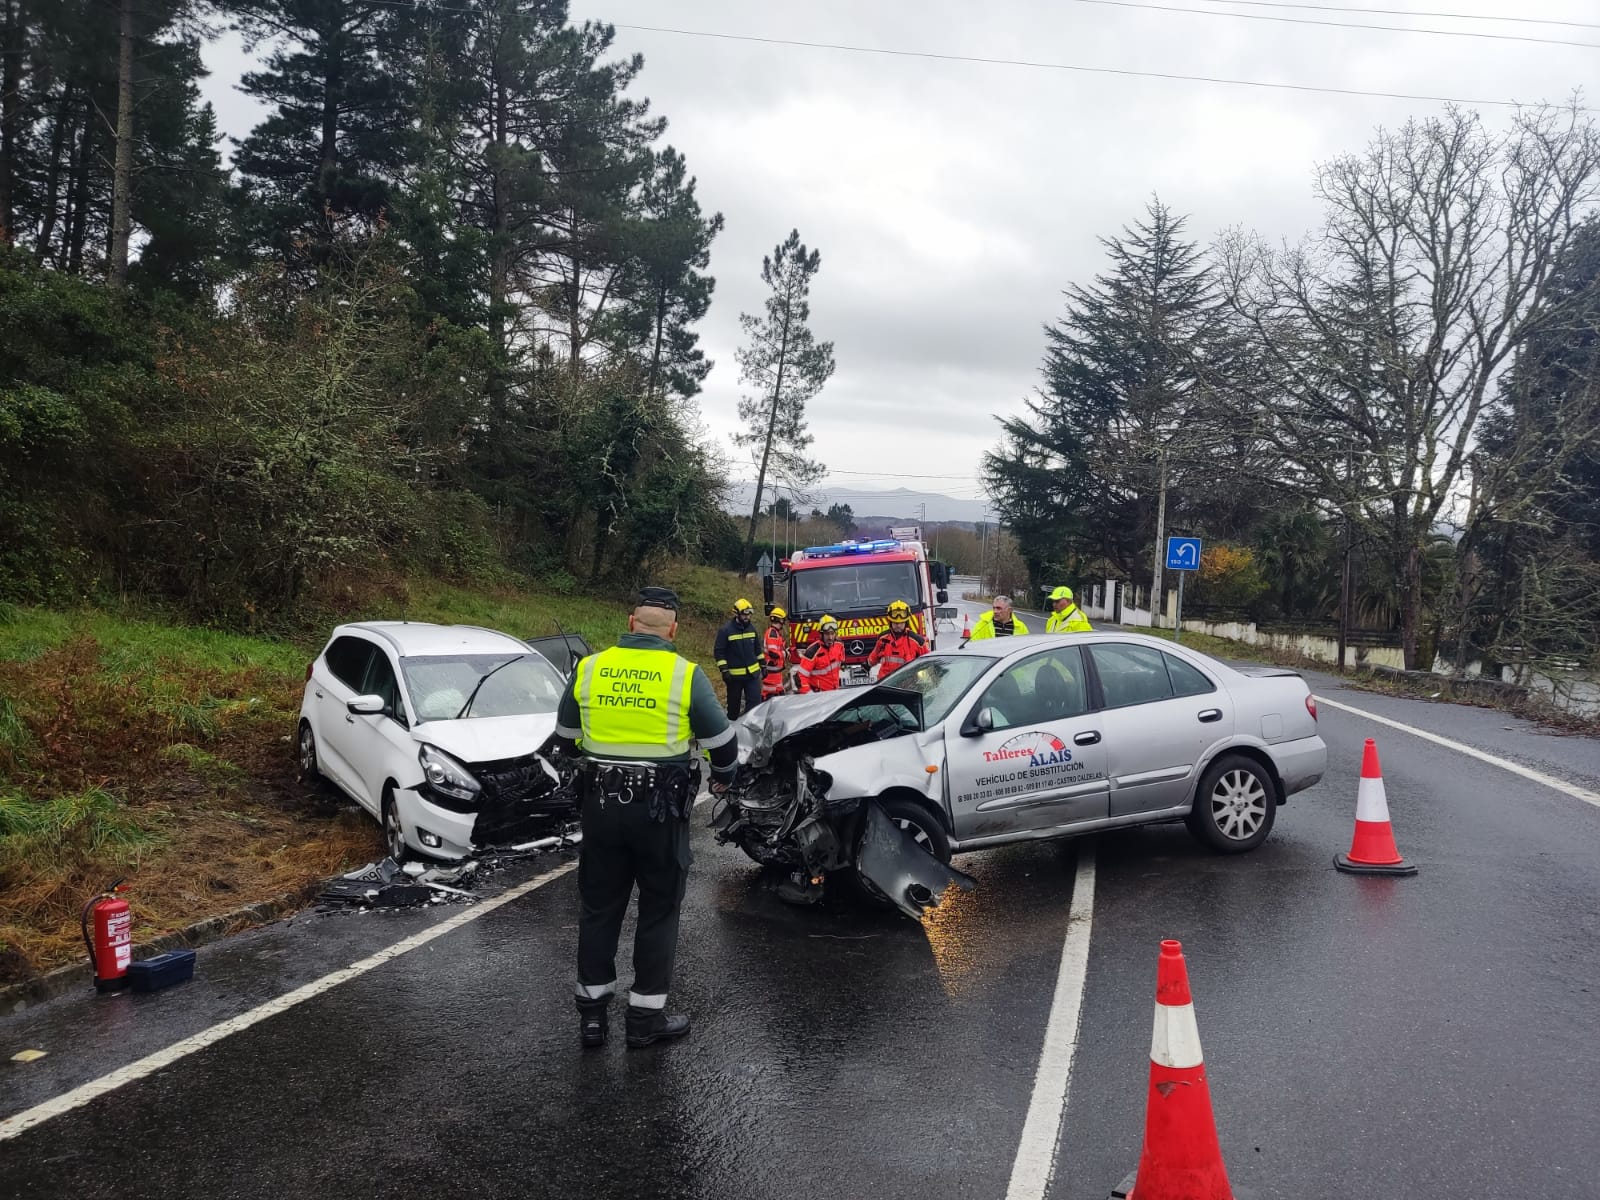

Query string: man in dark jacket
713 598 763 718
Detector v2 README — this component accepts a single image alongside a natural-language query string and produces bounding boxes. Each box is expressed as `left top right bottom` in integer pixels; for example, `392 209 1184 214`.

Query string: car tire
297 721 325 789
381 787 409 863
851 795 952 908
1186 754 1277 854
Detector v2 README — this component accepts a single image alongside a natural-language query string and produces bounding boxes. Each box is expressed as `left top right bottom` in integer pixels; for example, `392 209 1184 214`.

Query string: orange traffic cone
1334 739 1417 876
961 613 972 639
1112 940 1233 1200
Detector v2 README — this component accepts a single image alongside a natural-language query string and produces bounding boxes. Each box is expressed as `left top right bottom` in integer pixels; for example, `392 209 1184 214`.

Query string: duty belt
583 759 694 821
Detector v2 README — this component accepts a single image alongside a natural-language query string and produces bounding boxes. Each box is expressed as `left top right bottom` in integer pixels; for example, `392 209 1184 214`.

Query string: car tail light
1305 694 1318 722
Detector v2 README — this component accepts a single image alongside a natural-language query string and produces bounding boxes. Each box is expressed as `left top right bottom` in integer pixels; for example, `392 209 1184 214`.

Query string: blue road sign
1166 536 1202 572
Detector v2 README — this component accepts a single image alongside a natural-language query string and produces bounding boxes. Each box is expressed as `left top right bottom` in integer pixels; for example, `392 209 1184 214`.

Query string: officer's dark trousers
576 786 691 1004
724 672 762 719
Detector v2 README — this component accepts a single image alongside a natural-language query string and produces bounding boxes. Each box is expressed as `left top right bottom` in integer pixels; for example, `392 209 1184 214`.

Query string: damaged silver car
713 633 1327 919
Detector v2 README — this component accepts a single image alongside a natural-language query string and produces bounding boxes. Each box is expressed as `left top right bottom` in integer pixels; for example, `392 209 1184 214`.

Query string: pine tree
229 0 413 257
734 229 834 577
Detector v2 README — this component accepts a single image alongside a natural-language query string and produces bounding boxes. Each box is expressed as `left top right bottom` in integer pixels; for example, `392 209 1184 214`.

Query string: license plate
845 665 871 685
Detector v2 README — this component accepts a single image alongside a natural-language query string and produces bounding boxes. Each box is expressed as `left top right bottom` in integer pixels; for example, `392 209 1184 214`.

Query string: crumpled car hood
734 691 862 766
411 713 558 765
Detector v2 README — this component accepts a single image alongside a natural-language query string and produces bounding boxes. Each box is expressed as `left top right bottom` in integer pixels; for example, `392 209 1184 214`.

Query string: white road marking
1005 848 1097 1200
1316 694 1600 810
0 859 577 1143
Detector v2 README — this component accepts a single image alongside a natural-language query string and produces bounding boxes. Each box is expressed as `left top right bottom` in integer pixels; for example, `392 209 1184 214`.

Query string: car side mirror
347 694 386 716
936 589 949 605
962 706 996 736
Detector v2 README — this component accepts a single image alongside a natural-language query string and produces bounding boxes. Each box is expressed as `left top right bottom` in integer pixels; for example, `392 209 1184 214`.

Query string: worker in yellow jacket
969 595 1029 639
1045 586 1093 633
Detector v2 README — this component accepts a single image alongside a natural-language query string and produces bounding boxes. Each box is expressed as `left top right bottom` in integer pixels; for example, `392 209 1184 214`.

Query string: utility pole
1338 447 1353 672
1151 447 1169 628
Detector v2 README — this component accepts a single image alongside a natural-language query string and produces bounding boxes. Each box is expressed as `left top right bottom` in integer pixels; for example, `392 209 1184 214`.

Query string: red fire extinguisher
81 878 132 993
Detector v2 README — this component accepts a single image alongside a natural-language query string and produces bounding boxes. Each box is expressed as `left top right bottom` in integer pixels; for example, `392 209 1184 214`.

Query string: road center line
1005 847 1097 1200
0 859 578 1143
1316 694 1600 810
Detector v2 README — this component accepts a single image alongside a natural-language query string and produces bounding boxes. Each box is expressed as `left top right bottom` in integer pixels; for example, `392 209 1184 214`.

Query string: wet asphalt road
4 588 1599 1199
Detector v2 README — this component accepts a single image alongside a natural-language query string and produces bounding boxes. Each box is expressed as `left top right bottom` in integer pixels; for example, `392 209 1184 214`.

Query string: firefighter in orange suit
868 600 927 681
760 606 792 701
797 616 845 692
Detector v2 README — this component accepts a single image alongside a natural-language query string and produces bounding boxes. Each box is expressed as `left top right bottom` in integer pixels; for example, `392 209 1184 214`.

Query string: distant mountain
723 482 988 523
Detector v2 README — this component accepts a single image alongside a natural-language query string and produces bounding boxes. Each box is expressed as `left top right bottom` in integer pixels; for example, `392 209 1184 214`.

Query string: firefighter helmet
768 606 787 620
733 598 754 614
819 615 839 633
887 600 911 620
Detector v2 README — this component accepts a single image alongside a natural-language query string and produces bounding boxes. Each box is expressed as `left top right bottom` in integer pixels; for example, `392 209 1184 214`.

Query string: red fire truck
763 526 952 687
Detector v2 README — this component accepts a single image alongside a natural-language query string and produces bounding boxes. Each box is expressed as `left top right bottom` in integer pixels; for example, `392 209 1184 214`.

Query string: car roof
945 630 1238 671
331 621 529 657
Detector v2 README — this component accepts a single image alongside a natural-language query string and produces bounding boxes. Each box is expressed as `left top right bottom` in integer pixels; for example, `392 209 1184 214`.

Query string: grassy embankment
0 566 744 984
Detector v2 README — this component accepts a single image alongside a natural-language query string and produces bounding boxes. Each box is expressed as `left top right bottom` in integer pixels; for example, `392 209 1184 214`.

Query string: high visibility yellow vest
575 646 697 760
1047 605 1093 633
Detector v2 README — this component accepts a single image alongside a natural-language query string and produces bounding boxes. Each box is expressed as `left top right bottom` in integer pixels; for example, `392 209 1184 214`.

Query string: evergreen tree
985 198 1225 591
734 229 834 577
229 0 413 257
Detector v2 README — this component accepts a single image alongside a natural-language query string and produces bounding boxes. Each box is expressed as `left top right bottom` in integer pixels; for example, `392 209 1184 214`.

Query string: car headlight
418 744 481 803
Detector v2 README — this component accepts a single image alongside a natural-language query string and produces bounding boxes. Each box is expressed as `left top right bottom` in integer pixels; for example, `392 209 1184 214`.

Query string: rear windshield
790 561 920 615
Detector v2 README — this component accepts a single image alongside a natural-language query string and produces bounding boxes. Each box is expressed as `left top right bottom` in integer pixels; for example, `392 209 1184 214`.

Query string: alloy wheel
1209 769 1268 841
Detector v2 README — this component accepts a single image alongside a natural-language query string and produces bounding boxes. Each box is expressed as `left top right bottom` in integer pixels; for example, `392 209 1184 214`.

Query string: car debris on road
318 824 582 910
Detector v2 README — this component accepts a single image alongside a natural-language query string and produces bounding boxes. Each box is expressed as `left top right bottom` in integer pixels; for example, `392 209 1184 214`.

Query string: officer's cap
1050 585 1074 601
638 586 680 612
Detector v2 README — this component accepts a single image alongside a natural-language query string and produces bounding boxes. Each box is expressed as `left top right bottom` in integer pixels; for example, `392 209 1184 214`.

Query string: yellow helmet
819 615 839 633
733 598 754 614
769 606 787 620
887 600 911 620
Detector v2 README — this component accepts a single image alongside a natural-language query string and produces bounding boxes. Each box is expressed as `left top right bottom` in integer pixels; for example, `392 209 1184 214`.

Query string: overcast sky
199 1 1597 516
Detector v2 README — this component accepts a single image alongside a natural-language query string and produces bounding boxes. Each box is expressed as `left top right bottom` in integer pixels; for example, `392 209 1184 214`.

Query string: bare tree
1221 103 1600 668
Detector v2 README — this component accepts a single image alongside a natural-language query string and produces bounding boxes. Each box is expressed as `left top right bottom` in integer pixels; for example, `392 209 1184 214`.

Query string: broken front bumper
856 801 976 920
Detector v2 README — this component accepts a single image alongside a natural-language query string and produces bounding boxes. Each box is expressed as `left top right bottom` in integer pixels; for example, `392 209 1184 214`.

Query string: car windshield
874 653 997 727
790 561 920 615
401 652 567 722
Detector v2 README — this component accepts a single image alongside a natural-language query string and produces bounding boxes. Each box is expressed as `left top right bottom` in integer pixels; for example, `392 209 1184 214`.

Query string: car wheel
297 721 325 788
381 788 409 863
852 795 952 907
1187 754 1277 853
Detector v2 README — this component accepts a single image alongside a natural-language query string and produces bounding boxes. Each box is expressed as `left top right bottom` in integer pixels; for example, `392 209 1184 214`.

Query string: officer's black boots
576 997 609 1049
625 1006 691 1049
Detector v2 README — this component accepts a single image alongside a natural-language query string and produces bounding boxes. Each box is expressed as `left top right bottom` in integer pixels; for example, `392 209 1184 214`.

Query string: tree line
985 104 1600 674
0 0 834 620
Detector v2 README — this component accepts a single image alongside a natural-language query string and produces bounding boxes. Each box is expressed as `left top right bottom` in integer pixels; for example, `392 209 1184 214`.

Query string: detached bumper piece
857 802 976 920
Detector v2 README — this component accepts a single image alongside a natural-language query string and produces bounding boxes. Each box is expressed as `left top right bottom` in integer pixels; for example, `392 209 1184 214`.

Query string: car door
313 634 376 799
1086 643 1235 818
522 633 594 679
335 647 416 814
946 645 1110 841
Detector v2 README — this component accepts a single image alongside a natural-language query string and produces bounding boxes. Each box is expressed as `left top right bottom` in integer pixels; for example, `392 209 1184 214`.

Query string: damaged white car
713 632 1327 918
298 622 590 860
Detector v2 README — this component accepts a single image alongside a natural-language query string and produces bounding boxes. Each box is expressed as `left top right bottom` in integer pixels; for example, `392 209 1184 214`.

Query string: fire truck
763 526 953 687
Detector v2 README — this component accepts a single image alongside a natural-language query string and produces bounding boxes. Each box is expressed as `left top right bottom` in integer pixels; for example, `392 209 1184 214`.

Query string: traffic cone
1334 739 1418 876
961 613 971 639
1111 940 1233 1200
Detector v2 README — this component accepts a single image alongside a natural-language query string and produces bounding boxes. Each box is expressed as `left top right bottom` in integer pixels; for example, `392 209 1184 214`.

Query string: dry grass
0 565 746 984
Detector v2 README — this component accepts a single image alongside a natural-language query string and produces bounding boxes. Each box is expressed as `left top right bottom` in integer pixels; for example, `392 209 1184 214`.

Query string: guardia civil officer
548 587 739 1050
